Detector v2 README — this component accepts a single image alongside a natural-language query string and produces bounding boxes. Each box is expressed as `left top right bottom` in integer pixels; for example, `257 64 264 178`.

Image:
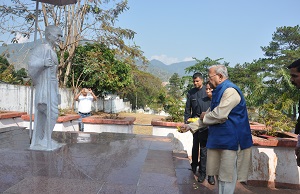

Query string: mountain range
0 41 195 82
0 40 39 70
136 59 195 82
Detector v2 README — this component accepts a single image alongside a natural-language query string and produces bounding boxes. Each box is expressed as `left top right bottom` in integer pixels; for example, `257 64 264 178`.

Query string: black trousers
191 129 208 175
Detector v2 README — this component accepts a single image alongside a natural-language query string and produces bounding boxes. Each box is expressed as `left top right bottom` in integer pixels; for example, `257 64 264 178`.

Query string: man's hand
200 112 206 120
295 147 300 167
177 124 191 133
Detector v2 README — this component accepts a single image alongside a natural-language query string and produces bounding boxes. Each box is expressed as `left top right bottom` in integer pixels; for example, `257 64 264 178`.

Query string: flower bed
21 114 81 123
0 111 27 128
251 127 297 147
0 111 27 119
21 114 80 132
81 115 136 133
3 111 136 134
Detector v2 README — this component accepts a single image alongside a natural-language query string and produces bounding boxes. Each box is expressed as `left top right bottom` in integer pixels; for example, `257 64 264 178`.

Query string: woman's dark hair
205 81 213 88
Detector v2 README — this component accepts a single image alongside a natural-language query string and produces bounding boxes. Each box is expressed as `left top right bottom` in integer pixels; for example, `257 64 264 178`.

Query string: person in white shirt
74 88 97 131
287 58 300 167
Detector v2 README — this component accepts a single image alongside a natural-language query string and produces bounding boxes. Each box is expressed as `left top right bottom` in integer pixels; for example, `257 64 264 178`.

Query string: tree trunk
63 60 72 87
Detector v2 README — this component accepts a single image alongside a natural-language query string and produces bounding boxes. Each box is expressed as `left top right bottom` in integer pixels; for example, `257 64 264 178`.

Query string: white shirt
78 95 94 113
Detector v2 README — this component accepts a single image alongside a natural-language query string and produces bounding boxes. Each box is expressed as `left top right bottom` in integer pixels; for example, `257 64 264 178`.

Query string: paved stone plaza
0 127 299 194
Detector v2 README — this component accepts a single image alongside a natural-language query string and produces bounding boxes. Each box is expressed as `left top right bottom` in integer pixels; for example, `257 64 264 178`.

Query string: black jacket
184 86 210 123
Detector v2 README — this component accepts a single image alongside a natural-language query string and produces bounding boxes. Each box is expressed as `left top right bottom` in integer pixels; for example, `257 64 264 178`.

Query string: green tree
228 60 268 108
223 26 300 132
70 43 132 96
185 57 227 79
259 25 300 120
0 55 28 84
164 97 184 122
168 73 182 99
183 57 228 93
119 69 167 110
0 55 10 72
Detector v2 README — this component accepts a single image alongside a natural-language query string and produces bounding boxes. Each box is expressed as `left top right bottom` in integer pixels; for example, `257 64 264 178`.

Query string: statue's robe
28 43 59 150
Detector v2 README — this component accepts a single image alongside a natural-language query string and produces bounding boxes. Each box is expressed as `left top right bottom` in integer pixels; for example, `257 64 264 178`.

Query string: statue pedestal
29 139 65 151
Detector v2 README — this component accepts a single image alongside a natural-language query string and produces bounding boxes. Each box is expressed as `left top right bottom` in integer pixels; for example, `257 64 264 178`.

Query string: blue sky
116 0 300 65
1 0 299 66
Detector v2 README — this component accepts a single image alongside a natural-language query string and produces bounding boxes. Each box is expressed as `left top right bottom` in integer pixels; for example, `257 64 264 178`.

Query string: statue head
45 25 63 46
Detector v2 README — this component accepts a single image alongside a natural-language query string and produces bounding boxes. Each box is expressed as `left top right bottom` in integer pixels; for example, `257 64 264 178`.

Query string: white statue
28 25 63 151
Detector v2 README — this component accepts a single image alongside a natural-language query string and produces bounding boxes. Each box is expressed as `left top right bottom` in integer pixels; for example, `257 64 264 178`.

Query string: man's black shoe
197 174 206 183
208 176 215 185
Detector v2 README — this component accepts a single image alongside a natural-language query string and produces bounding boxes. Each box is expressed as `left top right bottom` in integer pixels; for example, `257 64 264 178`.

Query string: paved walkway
0 127 299 194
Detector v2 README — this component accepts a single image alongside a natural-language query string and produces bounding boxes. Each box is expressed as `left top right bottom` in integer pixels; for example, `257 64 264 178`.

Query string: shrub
164 97 184 122
257 103 295 135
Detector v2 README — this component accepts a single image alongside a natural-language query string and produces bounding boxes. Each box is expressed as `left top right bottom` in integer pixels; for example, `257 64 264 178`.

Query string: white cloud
183 57 194 62
15 32 29 43
150 54 179 65
150 55 195 65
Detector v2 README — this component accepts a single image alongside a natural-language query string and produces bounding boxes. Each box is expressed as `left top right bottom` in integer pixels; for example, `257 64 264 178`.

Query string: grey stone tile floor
0 126 299 194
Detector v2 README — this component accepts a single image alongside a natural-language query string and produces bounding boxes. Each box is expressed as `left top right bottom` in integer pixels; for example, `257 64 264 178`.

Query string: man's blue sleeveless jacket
207 80 253 150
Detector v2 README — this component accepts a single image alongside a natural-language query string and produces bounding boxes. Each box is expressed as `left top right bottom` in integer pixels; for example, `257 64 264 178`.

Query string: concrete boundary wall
0 83 130 113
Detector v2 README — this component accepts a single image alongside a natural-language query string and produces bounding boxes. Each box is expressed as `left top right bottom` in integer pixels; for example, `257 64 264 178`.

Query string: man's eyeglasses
208 74 218 79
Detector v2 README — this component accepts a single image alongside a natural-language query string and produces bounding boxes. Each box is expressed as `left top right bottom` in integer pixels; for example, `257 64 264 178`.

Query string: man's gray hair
209 64 229 79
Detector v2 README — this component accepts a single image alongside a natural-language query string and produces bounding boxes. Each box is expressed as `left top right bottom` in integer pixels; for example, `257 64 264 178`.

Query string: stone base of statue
29 139 65 151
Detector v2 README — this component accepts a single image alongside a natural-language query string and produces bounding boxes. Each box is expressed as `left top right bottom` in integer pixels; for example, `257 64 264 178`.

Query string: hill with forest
136 59 195 82
0 41 195 82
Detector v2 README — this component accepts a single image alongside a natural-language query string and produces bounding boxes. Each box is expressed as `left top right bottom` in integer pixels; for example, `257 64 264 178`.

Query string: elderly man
287 58 300 167
180 64 253 194
28 25 63 150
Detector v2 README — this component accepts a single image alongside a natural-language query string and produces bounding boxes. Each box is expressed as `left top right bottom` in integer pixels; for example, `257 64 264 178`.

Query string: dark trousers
191 129 208 175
